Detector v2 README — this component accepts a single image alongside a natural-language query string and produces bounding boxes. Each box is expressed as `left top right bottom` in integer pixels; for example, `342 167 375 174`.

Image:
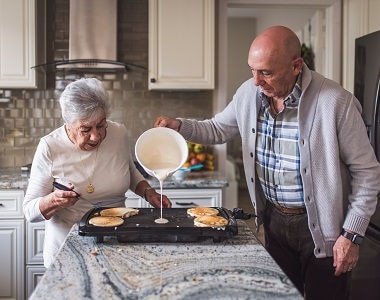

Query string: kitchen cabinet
125 188 222 208
0 188 45 299
0 0 36 88
26 221 45 298
148 0 215 90
0 190 25 300
26 266 45 299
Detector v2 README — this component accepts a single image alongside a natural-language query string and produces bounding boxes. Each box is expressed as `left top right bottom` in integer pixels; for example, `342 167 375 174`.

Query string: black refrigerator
350 30 380 300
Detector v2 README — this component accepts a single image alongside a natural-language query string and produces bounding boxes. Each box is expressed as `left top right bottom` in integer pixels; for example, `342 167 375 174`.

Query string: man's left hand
333 235 359 276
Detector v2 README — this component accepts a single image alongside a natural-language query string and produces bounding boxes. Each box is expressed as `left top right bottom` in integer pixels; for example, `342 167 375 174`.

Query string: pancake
100 207 139 218
193 215 228 227
89 216 124 227
187 206 219 218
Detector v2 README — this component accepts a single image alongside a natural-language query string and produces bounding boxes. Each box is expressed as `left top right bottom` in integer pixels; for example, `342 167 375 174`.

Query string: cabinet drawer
125 190 146 208
171 198 217 208
126 189 222 208
165 189 222 208
0 190 24 218
26 221 45 264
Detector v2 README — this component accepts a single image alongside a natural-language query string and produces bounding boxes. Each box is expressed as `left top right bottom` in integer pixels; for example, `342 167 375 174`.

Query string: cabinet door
149 0 214 90
26 221 45 264
0 220 25 300
26 266 45 299
0 0 36 88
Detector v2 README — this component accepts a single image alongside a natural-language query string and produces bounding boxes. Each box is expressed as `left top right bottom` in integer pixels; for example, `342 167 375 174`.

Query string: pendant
87 183 95 193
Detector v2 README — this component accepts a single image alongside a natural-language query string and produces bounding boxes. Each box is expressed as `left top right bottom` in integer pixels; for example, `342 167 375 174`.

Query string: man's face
248 47 302 100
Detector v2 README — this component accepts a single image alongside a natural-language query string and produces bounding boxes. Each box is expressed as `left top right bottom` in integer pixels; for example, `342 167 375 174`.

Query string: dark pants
263 202 350 299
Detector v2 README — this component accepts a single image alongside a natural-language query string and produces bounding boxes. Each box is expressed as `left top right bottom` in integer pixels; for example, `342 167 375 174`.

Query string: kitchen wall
0 0 214 168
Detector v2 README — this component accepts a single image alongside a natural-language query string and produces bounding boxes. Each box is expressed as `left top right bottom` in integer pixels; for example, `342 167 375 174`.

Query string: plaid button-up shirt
255 75 304 208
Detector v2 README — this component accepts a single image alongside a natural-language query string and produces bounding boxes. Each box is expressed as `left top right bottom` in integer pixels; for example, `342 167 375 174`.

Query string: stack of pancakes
187 206 228 227
89 207 139 227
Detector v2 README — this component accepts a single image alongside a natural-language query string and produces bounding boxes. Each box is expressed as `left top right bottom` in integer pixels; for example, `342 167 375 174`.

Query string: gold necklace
81 147 99 193
65 125 99 194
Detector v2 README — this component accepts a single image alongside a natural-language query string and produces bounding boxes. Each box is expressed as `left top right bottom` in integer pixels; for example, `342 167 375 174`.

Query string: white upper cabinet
0 0 36 88
149 0 215 90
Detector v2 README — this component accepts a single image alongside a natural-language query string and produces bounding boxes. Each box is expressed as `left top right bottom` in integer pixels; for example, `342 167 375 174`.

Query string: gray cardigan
179 65 380 258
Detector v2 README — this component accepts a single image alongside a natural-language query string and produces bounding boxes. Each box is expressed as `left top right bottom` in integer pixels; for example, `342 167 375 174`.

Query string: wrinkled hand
154 116 181 131
51 190 79 209
41 183 79 219
51 182 79 208
333 235 359 276
146 189 172 208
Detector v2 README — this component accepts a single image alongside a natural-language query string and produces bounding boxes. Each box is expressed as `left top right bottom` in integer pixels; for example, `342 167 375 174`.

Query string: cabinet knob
0 203 3 207
150 78 156 83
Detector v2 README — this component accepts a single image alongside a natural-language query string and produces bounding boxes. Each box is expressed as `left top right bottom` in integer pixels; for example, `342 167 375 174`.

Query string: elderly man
154 26 380 299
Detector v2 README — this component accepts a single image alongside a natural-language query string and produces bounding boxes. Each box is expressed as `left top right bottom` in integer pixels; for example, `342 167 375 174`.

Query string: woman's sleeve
23 139 53 222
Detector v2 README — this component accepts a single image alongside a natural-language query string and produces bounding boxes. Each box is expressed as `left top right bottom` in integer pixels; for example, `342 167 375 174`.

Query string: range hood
61 0 121 70
33 0 144 72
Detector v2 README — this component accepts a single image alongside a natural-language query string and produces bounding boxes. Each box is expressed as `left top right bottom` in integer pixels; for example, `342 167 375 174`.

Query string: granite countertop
147 171 227 189
0 167 227 191
0 167 30 190
30 221 301 300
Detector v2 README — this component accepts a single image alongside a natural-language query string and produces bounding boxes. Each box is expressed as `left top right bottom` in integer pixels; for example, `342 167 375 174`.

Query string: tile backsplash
0 0 213 168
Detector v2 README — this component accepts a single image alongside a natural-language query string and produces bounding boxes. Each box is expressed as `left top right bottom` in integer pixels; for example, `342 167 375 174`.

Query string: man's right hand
154 116 181 131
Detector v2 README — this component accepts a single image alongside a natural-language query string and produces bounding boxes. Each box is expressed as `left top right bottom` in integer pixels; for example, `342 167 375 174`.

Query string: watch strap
341 229 364 245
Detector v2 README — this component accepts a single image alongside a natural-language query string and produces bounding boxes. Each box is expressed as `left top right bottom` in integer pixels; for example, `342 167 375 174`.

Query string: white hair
59 78 111 125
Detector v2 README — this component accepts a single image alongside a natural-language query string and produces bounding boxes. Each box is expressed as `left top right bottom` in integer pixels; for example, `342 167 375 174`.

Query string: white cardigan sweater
179 65 380 258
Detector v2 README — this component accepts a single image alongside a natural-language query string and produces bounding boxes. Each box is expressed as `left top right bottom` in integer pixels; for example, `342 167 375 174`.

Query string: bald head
247 26 304 101
249 26 302 65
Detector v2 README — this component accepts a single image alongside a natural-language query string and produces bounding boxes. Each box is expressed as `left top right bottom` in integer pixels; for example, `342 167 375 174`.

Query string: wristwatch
341 229 364 245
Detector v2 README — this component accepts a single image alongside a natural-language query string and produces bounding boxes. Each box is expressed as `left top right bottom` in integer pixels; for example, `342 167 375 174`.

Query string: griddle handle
232 208 255 220
175 202 198 206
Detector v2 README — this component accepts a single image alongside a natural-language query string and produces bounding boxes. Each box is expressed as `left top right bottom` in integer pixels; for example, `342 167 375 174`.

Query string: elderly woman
24 77 171 267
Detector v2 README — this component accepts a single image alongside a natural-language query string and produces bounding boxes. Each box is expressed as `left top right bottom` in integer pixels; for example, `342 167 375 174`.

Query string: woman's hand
40 184 79 219
145 188 172 208
154 116 181 131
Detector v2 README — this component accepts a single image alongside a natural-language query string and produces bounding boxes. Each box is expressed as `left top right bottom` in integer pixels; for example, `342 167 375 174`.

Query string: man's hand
154 116 181 131
333 235 359 276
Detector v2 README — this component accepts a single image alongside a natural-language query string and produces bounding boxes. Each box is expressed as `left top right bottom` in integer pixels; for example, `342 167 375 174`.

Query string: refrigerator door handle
373 72 380 157
365 124 372 139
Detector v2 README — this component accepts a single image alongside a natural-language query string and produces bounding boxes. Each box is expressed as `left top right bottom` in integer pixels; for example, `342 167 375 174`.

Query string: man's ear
293 57 304 74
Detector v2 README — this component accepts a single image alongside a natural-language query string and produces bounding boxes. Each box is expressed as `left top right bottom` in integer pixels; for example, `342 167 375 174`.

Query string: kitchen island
29 221 301 299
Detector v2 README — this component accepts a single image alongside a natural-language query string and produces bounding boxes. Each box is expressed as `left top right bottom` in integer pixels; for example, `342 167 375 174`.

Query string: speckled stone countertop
30 222 301 300
147 171 227 189
0 167 227 191
0 167 29 190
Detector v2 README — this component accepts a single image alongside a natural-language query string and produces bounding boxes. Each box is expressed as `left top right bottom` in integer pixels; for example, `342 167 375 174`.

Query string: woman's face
66 115 108 151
